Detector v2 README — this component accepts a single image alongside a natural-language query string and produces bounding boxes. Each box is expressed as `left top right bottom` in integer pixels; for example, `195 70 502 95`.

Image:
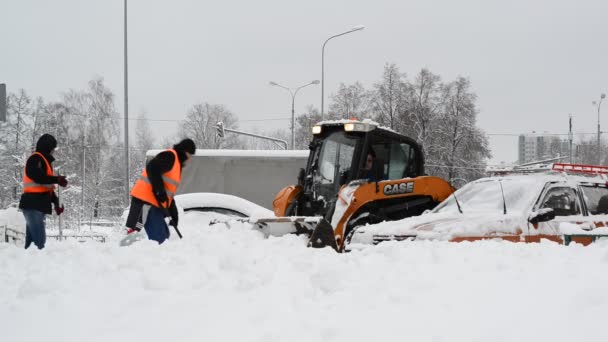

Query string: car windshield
580 185 608 215
183 207 247 218
433 177 544 214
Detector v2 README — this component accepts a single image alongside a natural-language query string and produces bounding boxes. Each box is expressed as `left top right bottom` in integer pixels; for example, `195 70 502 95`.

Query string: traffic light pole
216 122 288 150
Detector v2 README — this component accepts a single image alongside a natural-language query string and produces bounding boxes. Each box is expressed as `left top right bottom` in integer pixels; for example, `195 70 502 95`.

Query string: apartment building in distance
518 132 572 165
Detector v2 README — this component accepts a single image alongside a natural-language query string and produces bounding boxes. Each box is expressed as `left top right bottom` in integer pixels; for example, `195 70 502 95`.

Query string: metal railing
3 225 24 244
2 225 107 244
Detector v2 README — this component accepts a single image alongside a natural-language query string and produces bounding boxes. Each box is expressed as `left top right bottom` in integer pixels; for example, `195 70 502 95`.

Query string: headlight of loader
312 125 322 134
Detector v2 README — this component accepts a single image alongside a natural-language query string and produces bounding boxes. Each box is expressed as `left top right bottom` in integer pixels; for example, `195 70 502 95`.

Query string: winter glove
155 191 169 206
169 214 178 228
57 175 68 187
54 204 65 216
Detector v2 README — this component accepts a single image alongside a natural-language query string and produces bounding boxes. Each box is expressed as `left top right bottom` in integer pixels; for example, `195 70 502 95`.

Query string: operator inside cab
363 147 379 182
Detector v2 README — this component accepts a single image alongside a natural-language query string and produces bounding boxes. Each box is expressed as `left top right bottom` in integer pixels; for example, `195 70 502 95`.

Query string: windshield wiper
451 190 464 214
499 180 507 215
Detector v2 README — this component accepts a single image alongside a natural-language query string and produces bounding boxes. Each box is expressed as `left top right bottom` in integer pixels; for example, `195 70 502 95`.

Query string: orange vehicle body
273 176 454 251
253 119 458 252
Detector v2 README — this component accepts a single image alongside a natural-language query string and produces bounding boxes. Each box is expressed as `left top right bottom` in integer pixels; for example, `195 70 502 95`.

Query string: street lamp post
123 0 130 205
269 80 320 149
321 25 365 121
593 93 606 165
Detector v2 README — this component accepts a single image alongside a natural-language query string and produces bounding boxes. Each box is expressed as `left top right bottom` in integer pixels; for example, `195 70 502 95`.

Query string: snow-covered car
347 165 608 249
175 193 274 224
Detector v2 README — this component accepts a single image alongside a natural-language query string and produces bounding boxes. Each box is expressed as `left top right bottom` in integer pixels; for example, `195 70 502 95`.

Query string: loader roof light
312 125 322 134
344 122 375 132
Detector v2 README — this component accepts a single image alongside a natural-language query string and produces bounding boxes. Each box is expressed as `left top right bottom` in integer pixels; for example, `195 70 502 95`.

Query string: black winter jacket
19 153 60 214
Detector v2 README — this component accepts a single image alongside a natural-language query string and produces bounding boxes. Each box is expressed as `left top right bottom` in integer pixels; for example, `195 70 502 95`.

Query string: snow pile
2 218 608 342
0 207 26 233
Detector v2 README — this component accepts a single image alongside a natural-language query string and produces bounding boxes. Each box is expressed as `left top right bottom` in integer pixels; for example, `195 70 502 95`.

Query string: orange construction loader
241 120 455 252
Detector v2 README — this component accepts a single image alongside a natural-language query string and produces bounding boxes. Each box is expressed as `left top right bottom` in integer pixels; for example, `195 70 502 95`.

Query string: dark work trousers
144 206 170 244
23 209 46 249
125 197 146 231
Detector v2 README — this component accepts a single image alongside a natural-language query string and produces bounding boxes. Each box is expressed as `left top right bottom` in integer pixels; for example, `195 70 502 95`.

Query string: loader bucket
213 216 323 238
213 216 339 252
307 218 339 252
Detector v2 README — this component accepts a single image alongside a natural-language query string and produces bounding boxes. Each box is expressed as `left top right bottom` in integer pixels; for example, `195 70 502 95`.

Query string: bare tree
129 110 155 185
329 82 369 119
405 69 443 157
369 63 408 130
0 90 39 205
295 106 324 150
178 103 240 149
433 77 490 181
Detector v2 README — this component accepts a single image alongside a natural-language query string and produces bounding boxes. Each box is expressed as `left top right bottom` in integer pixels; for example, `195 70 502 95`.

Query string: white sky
2 0 607 163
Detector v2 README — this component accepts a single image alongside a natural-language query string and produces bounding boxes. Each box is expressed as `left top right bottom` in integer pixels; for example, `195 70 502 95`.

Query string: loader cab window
368 141 419 181
316 131 357 199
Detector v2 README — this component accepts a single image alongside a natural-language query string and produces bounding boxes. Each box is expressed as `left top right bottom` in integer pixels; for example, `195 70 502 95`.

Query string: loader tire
285 199 297 216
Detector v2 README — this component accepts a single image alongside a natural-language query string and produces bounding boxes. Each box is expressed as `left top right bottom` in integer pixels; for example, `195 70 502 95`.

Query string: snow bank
0 207 26 233
2 219 608 342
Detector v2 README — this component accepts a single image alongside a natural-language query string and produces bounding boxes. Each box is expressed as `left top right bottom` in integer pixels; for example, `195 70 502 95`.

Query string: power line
9 109 608 135
487 132 603 137
34 110 292 123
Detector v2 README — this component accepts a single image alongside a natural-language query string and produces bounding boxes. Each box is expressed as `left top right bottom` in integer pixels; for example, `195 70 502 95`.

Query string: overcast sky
2 0 607 163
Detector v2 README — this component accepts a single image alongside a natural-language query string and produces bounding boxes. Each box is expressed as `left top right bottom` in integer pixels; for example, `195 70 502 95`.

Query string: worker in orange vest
19 134 68 249
125 138 196 244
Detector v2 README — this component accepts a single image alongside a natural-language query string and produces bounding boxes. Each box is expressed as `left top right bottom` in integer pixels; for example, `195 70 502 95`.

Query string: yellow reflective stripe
162 176 180 186
23 182 54 189
139 176 180 187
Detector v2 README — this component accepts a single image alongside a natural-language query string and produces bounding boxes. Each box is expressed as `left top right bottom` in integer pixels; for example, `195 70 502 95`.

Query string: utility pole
269 80 319 149
0 84 6 122
568 114 573 164
81 130 86 231
320 25 365 120
123 0 130 205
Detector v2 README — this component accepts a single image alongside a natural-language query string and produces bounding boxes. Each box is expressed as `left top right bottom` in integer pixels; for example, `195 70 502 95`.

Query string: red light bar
552 163 608 175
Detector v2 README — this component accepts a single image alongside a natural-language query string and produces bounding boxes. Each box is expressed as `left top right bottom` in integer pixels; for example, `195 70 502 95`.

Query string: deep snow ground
2 215 608 342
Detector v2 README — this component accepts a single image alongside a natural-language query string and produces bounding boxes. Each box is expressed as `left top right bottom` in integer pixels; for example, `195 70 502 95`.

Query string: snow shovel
119 229 147 247
159 206 182 239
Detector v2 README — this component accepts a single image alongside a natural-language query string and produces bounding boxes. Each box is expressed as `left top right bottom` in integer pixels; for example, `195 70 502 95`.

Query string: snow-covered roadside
2 219 608 342
0 207 26 232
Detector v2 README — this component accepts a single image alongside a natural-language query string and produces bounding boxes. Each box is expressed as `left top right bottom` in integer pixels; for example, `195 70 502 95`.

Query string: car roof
475 172 607 186
174 193 274 218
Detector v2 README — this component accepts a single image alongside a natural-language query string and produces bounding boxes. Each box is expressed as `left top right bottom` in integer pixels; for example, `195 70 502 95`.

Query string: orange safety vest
131 149 182 208
23 152 56 193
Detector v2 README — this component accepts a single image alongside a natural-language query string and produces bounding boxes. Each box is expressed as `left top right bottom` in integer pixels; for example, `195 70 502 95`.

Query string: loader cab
357 127 424 182
305 121 425 214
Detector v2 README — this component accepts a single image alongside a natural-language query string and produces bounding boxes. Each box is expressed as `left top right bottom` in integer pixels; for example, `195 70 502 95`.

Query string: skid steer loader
234 120 455 252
